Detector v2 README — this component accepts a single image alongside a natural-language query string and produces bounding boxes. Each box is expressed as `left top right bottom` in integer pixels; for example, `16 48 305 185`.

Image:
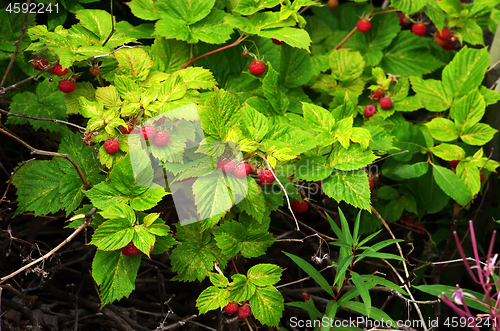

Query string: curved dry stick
0 108 86 131
0 216 92 284
0 63 56 97
0 127 91 190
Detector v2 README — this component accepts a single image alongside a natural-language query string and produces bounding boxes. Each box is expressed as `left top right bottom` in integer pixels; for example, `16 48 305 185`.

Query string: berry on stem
448 160 460 168
435 37 448 47
357 19 372 33
122 125 133 134
272 38 284 45
83 132 96 146
31 57 48 70
371 89 384 100
443 39 455 51
258 170 275 185
104 139 120 154
153 132 170 147
58 80 75 93
141 126 157 140
379 97 393 110
292 200 308 213
364 105 377 118
89 65 101 76
369 179 374 190
237 304 251 319
480 173 485 183
224 302 239 314
412 23 427 36
217 159 236 173
249 61 266 75
398 13 411 28
121 242 140 256
436 28 451 40
234 163 252 178
53 64 69 76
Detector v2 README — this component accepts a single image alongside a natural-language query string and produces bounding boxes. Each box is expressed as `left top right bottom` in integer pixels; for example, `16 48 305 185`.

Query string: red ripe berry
153 132 170 147
155 116 165 126
292 200 308 213
258 170 275 185
372 89 384 100
122 125 133 134
448 160 460 168
121 242 140 256
364 105 377 118
398 13 411 28
436 28 451 40
412 23 427 36
356 19 372 33
435 37 448 46
379 97 393 110
217 159 235 173
234 163 252 178
480 173 485 183
400 215 414 226
58 80 76 93
369 179 374 190
249 61 266 75
31 57 48 70
272 38 284 45
224 302 239 314
104 139 120 154
53 64 69 76
443 39 455 51
236 304 251 319
141 126 157 140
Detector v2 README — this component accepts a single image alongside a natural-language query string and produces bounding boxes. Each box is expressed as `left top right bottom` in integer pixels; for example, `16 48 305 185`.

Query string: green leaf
410 76 453 112
390 0 427 14
92 250 141 307
294 155 332 181
451 90 486 132
377 186 400 200
302 102 335 133
249 286 284 327
143 213 160 227
190 9 234 44
479 85 500 106
459 18 485 46
432 165 473 206
456 161 481 196
248 264 283 287
442 47 489 99
460 123 498 145
99 204 136 223
228 274 256 302
350 271 371 317
115 47 153 82
126 0 162 20
177 67 217 90
280 45 312 88
416 169 450 214
160 0 214 24
196 286 227 314
391 122 427 161
361 274 409 296
209 272 229 287
240 103 270 141
329 145 378 171
258 27 312 50
89 219 135 251
234 0 281 15
263 63 289 115
338 301 397 328
85 182 130 210
199 88 241 140
283 252 335 297
237 177 266 221
329 50 365 81
323 171 371 211
429 143 466 161
425 118 460 142
193 171 237 223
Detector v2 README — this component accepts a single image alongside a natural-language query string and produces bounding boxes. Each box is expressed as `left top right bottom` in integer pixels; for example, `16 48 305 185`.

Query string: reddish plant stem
334 27 357 50
231 258 239 274
332 249 356 304
181 32 247 69
372 9 399 15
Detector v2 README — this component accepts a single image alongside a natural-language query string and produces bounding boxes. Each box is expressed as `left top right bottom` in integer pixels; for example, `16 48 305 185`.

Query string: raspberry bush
1 0 500 330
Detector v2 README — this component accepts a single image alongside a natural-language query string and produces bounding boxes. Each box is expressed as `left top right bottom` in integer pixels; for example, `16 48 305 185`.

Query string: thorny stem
0 0 31 88
0 127 92 190
181 33 247 69
0 108 86 131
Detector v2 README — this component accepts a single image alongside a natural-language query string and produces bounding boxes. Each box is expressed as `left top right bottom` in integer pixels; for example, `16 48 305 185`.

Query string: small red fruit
153 132 170 147
53 64 69 76
237 304 251 319
121 242 140 256
141 126 157 140
272 38 284 45
436 28 451 40
104 139 120 154
398 13 411 28
224 302 239 314
58 80 76 93
292 200 308 213
435 37 448 47
234 163 252 178
443 39 455 51
31 57 48 70
369 179 374 190
412 23 427 36
328 0 339 9
122 125 133 134
480 173 485 183
249 61 266 75
448 160 460 168
379 97 393 110
372 89 384 100
357 19 372 33
364 105 377 118
258 170 275 185
217 159 236 173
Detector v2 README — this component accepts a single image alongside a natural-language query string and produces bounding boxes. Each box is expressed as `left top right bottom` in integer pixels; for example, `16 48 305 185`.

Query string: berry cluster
364 93 392 118
223 302 251 319
101 125 171 155
31 57 75 93
217 159 253 178
435 27 455 51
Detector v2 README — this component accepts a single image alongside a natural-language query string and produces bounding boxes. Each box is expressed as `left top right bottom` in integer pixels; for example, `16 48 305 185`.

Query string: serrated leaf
302 102 335 133
425 118 460 142
329 145 378 171
258 27 311 50
199 88 242 140
459 18 485 46
390 0 426 14
451 89 485 132
294 155 332 181
92 250 141 307
234 0 280 15
323 170 371 211
99 204 136 223
280 45 312 89
456 161 481 196
329 50 365 82
237 177 266 220
209 273 229 288
263 63 289 115
115 47 153 82
460 123 498 146
410 76 453 112
160 0 214 24
432 165 473 206
430 144 465 161
240 103 270 141
249 286 284 327
176 67 216 90
90 219 135 251
196 286 227 314
132 225 156 256
248 264 283 287
228 274 256 302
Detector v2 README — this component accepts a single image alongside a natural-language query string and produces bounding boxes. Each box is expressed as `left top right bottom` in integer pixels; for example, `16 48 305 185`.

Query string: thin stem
0 0 31 88
181 33 247 69
231 258 239 274
0 63 56 97
334 27 357 50
0 108 86 131
102 0 116 47
0 127 91 190
372 9 399 15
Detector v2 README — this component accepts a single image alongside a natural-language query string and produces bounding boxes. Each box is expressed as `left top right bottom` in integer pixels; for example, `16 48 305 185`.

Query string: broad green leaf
294 155 332 181
150 37 191 71
176 67 216 90
432 165 473 206
258 27 311 50
193 171 236 223
429 144 466 161
283 252 335 297
126 0 162 20
240 103 270 141
263 63 289 115
190 9 234 44
85 182 130 209
460 123 497 145
479 85 500 106
132 225 156 256
391 122 427 161
237 177 266 221
350 271 371 317
234 0 281 15
92 250 141 307
209 272 229 288
89 219 135 251
451 90 486 132
329 50 365 82
425 118 459 142
228 274 256 302
329 145 378 171
99 204 136 224
390 0 426 14
143 213 160 227
424 1 446 30
323 170 371 211
410 76 453 112
377 186 399 200
199 88 241 140
442 47 489 99
249 286 284 327
248 264 283 287
417 169 450 214
459 18 485 46
196 286 227 314
302 102 335 132
159 0 214 24
456 162 481 196
383 160 429 180
115 47 153 82
280 45 312 89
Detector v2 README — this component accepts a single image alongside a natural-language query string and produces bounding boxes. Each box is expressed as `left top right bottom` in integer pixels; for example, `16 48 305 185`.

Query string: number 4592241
6 3 59 14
